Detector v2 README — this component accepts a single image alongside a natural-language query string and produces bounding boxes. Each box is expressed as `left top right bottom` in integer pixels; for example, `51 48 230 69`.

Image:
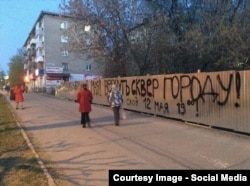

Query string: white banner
46 67 63 73
46 80 62 86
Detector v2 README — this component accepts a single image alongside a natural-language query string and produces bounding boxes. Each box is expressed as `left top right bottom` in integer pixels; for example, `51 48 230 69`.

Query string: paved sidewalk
2 91 250 186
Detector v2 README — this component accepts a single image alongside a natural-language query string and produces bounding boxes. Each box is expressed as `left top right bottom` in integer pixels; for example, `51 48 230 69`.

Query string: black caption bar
109 170 250 186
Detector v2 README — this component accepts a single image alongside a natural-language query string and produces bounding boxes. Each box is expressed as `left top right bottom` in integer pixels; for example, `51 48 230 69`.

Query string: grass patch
0 94 49 186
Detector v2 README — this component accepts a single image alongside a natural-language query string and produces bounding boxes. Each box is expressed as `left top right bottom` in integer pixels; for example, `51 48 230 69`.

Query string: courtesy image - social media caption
112 173 248 183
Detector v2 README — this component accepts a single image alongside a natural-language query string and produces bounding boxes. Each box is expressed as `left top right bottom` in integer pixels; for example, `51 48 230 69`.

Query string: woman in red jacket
76 83 93 128
14 84 24 110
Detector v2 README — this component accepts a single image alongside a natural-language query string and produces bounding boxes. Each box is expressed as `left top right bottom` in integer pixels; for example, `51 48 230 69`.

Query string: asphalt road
2 91 250 186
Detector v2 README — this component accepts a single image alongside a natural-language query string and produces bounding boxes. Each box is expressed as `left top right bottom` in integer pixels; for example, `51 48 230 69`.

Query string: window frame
86 64 91 71
61 50 69 57
62 62 69 71
60 21 68 29
61 35 68 43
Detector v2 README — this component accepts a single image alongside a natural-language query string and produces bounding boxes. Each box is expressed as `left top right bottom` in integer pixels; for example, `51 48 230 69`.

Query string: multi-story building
23 11 102 92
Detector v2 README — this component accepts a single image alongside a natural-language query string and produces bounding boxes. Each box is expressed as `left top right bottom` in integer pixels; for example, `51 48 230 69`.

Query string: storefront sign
46 67 63 73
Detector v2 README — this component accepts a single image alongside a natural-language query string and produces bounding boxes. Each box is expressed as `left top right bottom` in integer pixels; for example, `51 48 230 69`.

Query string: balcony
29 38 36 45
35 28 43 36
36 41 43 49
23 63 28 70
27 48 36 57
26 44 31 50
31 62 37 69
36 56 44 63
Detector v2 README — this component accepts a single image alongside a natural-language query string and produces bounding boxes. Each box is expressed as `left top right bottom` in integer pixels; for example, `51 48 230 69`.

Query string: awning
46 73 70 77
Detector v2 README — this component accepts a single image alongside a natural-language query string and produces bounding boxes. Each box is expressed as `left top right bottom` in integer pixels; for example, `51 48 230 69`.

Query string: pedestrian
13 84 24 110
9 87 15 101
4 84 10 93
75 83 93 128
108 84 123 126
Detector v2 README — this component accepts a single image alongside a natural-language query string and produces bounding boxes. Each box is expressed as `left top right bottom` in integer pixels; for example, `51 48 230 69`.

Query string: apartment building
23 11 102 92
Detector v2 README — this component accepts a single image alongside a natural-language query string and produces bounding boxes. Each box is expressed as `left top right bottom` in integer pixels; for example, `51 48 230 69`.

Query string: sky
0 0 63 74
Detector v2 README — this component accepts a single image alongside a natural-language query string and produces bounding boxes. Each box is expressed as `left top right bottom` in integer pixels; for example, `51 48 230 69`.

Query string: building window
86 39 91 46
61 50 68 57
62 63 68 72
60 21 68 29
38 48 44 56
38 35 44 42
61 35 68 43
86 64 91 71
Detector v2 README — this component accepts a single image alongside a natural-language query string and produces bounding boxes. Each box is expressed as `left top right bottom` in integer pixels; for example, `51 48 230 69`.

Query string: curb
15 118 56 186
2 92 56 186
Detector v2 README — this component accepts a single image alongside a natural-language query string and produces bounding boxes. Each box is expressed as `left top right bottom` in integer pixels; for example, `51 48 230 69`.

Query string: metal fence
55 70 250 134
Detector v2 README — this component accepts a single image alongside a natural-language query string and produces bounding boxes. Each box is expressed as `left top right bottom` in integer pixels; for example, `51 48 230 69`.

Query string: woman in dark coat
76 83 93 128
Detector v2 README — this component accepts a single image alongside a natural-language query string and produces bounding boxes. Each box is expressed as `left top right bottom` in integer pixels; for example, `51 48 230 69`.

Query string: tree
0 70 6 89
8 50 25 87
145 0 250 72
59 0 250 76
60 0 154 77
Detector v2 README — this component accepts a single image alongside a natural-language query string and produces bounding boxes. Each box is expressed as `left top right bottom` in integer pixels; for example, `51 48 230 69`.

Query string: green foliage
8 54 25 87
0 70 6 88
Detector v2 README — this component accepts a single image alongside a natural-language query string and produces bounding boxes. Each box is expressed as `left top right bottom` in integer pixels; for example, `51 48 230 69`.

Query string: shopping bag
120 108 127 120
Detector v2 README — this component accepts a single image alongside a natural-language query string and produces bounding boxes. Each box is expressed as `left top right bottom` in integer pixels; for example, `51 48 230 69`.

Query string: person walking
75 83 93 128
13 84 24 110
4 84 10 93
108 84 123 126
9 87 15 101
